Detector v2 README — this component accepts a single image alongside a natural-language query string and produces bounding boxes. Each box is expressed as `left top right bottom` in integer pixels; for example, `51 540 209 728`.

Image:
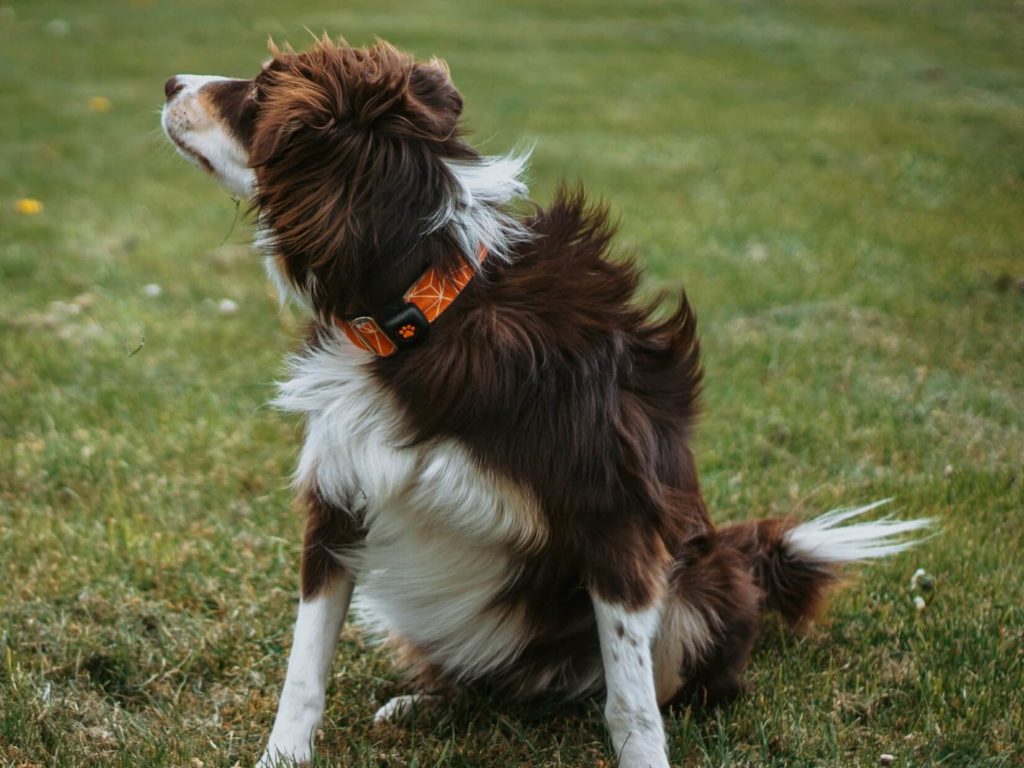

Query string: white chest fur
274 332 546 679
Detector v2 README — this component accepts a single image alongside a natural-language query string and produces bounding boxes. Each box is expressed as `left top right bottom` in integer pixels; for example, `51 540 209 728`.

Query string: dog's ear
249 103 305 168
248 49 312 167
409 57 463 136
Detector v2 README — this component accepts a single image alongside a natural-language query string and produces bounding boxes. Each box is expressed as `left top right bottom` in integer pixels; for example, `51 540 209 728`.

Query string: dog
161 37 929 768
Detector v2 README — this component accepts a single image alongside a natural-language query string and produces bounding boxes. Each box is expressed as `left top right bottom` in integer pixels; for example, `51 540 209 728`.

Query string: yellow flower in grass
15 198 43 215
89 96 112 113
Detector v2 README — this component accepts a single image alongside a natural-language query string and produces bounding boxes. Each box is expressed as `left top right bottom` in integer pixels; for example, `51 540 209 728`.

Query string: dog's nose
164 76 185 101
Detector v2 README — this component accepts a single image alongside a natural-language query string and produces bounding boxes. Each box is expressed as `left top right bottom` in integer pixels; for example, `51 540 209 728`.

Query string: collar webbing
335 244 486 357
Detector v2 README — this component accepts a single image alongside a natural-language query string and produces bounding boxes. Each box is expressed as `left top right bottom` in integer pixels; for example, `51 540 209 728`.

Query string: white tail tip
784 499 935 563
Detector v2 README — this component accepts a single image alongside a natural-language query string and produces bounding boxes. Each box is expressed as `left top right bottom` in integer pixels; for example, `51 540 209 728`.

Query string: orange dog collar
336 244 486 357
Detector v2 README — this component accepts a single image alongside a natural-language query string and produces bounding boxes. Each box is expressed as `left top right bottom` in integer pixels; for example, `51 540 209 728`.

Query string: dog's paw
256 740 313 768
616 742 670 768
372 693 441 724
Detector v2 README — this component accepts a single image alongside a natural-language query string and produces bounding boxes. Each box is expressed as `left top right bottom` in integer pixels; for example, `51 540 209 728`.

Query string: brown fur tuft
299 484 366 601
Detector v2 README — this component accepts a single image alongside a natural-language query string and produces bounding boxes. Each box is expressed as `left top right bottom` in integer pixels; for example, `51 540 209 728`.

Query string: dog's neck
259 151 533 322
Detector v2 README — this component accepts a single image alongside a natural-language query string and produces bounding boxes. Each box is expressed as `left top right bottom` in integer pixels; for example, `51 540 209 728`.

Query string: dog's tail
717 500 933 625
663 501 932 707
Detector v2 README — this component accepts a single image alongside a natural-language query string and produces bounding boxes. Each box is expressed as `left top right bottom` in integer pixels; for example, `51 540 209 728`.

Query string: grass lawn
1 0 1022 765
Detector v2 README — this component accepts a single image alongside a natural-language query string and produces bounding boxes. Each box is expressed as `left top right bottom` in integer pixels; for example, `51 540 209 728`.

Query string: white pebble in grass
913 595 926 612
745 242 768 262
218 298 239 315
142 283 162 298
910 568 934 592
46 18 70 37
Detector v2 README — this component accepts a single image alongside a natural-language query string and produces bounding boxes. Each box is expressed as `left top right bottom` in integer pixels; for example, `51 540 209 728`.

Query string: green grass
1 0 1022 765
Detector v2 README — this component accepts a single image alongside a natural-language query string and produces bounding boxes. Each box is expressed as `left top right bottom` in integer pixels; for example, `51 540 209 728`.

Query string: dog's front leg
258 573 354 767
592 594 670 768
259 491 363 767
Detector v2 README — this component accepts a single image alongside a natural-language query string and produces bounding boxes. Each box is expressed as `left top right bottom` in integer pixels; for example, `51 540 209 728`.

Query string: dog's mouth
167 129 215 175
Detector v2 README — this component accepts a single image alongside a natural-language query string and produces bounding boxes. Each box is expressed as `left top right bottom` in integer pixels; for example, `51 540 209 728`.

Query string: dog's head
162 38 501 316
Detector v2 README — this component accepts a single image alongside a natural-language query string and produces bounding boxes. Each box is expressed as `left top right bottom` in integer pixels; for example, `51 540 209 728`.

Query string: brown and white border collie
161 38 929 768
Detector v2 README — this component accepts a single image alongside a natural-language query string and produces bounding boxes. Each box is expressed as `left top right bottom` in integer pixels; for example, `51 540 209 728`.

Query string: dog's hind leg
258 490 364 767
373 693 443 724
655 536 762 709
